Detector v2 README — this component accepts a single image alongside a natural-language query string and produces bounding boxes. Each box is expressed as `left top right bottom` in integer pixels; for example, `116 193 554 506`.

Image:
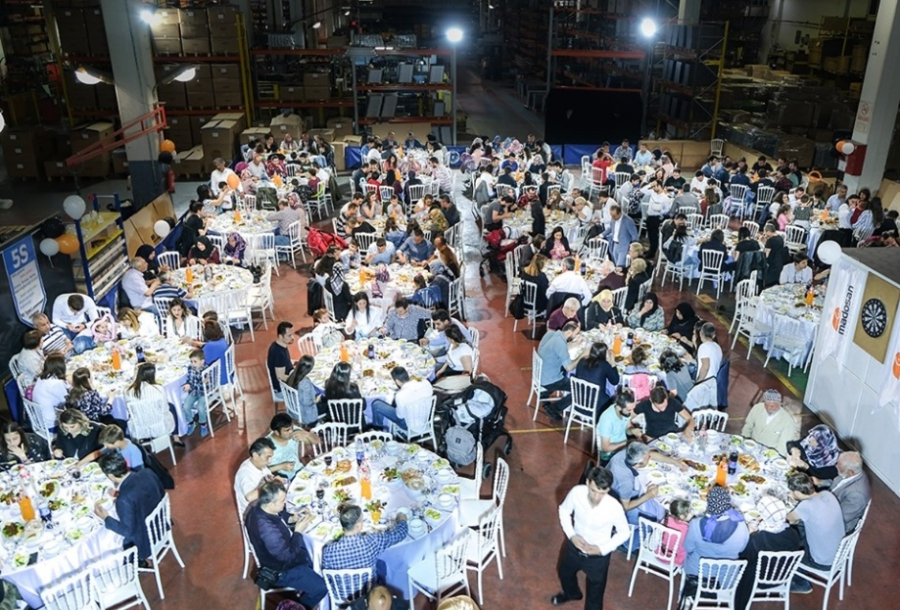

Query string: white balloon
154 220 171 238
39 238 59 257
818 240 842 265
63 195 87 220
841 142 855 155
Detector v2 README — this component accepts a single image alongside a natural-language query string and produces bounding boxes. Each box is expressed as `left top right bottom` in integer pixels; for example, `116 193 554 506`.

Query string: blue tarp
345 146 363 170
564 144 601 166
550 145 564 162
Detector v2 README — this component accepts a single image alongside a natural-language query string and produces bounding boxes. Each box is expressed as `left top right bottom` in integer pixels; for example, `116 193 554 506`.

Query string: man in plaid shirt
321 505 408 571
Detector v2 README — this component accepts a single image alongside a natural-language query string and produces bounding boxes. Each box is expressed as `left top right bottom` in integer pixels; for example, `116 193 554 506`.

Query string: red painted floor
138 210 899 610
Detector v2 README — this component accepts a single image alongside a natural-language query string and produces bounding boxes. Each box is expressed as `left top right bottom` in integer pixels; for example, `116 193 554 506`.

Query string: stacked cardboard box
95 83 117 111
201 112 247 170
174 145 205 175
1 126 55 179
270 114 306 140
208 7 240 55
308 128 335 143
211 64 243 108
164 116 194 151
56 8 91 55
44 159 71 180
70 122 114 177
303 72 332 101
65 70 97 110
241 127 272 145
776 135 817 168
180 8 210 55
112 148 129 176
186 65 215 108
150 8 182 55
83 8 108 55
326 118 354 140
280 84 305 102
190 116 212 146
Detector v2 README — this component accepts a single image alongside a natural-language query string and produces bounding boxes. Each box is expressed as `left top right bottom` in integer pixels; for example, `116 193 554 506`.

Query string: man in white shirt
420 309 471 359
371 367 434 432
430 157 452 193
788 186 806 209
210 157 240 196
826 184 847 213
366 141 383 165
122 258 160 312
547 257 593 306
779 253 813 285
633 142 654 168
52 293 98 339
642 180 673 259
246 154 268 181
689 171 709 195
691 322 722 383
552 466 630 608
234 437 276 517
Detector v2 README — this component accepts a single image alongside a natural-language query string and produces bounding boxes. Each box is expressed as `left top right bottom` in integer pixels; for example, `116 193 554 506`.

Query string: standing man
552 466 630 608
642 181 673 259
602 205 638 268
94 452 165 563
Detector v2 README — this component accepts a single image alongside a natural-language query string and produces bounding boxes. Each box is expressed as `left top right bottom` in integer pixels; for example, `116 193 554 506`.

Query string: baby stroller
482 227 526 277
437 379 513 479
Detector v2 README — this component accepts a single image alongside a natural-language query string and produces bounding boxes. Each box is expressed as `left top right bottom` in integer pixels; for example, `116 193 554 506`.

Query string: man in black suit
94 452 165 562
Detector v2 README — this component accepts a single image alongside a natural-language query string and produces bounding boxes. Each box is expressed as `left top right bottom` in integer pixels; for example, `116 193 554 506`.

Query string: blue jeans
372 399 407 431
72 336 95 355
276 563 327 608
182 393 208 425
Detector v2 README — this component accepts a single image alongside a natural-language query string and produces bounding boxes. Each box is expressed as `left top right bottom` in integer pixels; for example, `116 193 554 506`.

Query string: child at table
659 498 692 566
181 349 209 437
98 424 144 471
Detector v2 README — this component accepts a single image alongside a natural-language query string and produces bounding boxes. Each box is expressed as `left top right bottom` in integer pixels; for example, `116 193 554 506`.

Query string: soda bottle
367 344 375 359
728 451 738 475
135 345 145 364
355 437 364 466
626 332 634 348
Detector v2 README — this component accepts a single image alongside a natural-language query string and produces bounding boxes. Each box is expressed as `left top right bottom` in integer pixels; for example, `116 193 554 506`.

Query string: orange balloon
56 234 80 255
893 352 900 379
226 173 241 189
273 174 283 187
160 139 176 153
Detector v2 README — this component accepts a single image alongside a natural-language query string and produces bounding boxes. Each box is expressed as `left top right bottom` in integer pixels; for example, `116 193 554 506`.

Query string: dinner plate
771 459 788 470
665 433 679 442
647 471 665 482
656 442 671 453
691 500 707 515
743 439 758 449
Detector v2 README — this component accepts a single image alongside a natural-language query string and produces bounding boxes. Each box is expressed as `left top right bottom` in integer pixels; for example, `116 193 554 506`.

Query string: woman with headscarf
188 235 217 265
585 289 623 329
682 486 750 602
663 303 700 350
135 245 160 280
626 292 665 331
314 247 352 320
786 424 841 482
624 258 652 311
222 232 246 265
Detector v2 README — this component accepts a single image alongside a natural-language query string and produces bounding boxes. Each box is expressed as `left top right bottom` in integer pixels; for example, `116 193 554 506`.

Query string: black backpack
134 442 175 490
665 236 685 263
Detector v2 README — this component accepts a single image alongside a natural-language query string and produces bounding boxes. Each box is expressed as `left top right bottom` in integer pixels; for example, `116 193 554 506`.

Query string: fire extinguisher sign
855 101 872 134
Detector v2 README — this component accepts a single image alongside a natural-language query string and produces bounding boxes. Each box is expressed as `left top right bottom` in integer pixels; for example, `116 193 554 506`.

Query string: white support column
99 0 162 206
678 0 701 25
843 0 900 193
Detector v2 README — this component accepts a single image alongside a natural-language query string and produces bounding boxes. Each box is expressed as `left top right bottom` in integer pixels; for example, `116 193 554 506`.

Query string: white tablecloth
345 264 430 308
505 210 581 242
169 264 254 299
207 210 277 238
288 442 461 597
755 284 823 365
68 337 193 435
0 460 123 608
648 432 794 520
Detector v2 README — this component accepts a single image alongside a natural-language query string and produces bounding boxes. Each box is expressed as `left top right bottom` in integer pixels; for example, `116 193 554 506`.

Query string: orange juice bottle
234 208 242 223
111 347 121 371
185 265 194 283
340 344 349 362
359 268 365 283
715 459 727 487
805 285 814 306
612 335 622 356
360 460 372 499
574 253 581 273
18 494 35 521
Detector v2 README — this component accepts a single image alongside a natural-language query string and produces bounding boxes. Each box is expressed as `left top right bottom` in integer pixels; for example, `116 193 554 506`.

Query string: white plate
408 518 426 534
437 494 454 509
743 439 758 449
647 471 665 482
771 459 788 470
665 433 679 442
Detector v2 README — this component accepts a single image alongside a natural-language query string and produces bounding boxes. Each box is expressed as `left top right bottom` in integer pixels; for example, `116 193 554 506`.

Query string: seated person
98 424 144 471
371 367 434 432
597 389 641 462
829 451 871 534
786 424 840 482
0 421 50 467
697 229 730 271
626 292 665 332
409 274 442 308
548 297 581 331
434 326 475 379
546 257 592 306
365 238 396 266
266 413 319 479
786 472 845 594
397 228 435 266
572 341 619 405
634 386 695 441
519 254 550 314
322 504 408 571
779 253 813 285
350 586 407 610
420 309 471 359
741 389 799 453
380 298 431 342
585 289 624 329
345 292 383 340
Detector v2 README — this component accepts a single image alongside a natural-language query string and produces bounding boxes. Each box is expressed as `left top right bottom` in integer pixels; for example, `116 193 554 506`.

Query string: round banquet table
505 210 581 243
682 228 737 280
544 258 611 294
307 339 436 422
0 459 123 608
807 214 838 256
169 264 255 298
646 432 795 522
206 210 277 238
754 284 824 365
287 441 461 597
68 336 193 435
345 264 431 308
367 215 408 236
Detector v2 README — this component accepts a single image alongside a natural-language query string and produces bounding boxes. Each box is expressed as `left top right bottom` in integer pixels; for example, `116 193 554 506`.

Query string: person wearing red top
592 150 615 184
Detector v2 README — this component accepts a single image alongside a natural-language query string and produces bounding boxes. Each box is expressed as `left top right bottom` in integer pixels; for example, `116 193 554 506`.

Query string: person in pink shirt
660 498 692 566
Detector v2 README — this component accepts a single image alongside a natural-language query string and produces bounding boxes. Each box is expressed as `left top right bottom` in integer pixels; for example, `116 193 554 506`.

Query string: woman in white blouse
124 362 182 446
165 298 202 345
30 355 70 431
345 292 383 339
435 325 475 379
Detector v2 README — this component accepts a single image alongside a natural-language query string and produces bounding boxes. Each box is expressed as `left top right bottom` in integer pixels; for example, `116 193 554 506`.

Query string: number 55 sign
2 235 47 326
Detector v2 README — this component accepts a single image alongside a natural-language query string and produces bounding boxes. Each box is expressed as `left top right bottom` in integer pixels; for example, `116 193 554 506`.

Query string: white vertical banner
878 300 900 417
818 257 867 367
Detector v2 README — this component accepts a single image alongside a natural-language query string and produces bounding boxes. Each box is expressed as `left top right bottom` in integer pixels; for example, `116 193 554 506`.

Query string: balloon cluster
835 140 856 155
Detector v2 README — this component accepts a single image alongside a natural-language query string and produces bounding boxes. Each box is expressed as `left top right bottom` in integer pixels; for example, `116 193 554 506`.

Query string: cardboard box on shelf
56 9 90 55
210 37 240 55
95 83 117 110
190 116 211 146
174 146 205 175
308 128 335 143
280 85 305 102
112 149 129 175
153 38 183 55
187 90 216 108
83 8 108 56
211 112 247 133
212 64 242 92
44 159 71 180
776 134 817 168
208 6 239 31
180 8 207 26
151 24 180 39
182 38 211 55
70 122 115 153
201 113 246 166
215 90 243 108
303 86 331 101
153 8 180 26
326 119 354 139
56 133 72 157
184 65 212 90
303 72 332 87
157 82 187 108
164 117 193 150
65 72 97 110
1 127 55 179
75 154 112 178
332 141 346 171
270 114 305 140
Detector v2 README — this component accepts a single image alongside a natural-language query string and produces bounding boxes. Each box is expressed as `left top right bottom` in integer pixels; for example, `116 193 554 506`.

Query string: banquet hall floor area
120 189 900 610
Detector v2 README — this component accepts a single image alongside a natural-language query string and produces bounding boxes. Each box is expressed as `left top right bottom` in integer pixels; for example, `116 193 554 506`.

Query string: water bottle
355 437 364 465
728 451 738 475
